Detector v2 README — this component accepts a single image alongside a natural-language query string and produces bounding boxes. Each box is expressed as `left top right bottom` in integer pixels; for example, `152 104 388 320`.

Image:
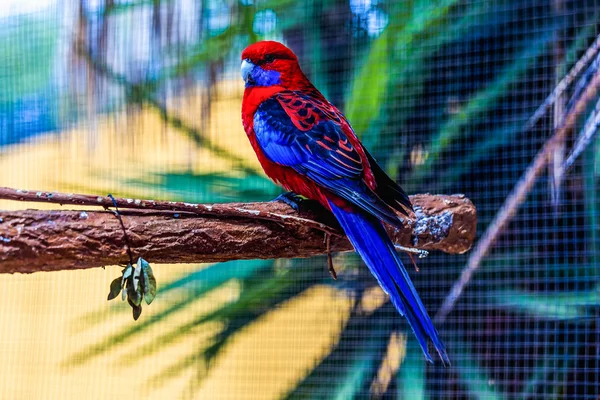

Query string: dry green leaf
107 277 122 301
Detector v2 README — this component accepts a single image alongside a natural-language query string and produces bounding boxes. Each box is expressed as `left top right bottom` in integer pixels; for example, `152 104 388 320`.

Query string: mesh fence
0 0 599 399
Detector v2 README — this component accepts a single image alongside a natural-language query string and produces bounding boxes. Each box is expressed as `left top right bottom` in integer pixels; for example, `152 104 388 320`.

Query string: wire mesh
0 0 598 399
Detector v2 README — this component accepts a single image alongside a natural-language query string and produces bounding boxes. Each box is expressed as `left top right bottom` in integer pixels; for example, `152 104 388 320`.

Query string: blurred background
0 0 599 398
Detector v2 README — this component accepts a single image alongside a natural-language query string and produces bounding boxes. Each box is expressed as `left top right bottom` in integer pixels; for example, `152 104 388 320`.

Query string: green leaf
121 264 133 286
66 260 278 367
127 277 142 307
451 338 501 400
490 288 600 320
107 277 122 301
398 342 426 400
344 25 391 136
285 306 392 400
120 264 134 302
129 172 279 204
161 259 272 295
129 289 142 308
119 260 323 374
145 278 157 305
346 0 463 139
409 33 554 187
133 306 142 320
128 299 142 321
140 259 157 305
133 258 143 292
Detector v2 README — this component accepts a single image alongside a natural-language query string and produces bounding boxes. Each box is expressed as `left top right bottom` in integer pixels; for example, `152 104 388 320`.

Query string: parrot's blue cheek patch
251 68 281 87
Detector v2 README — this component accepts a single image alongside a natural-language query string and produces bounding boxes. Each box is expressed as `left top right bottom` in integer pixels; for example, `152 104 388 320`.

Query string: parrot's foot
272 191 306 212
394 245 428 272
325 234 337 280
394 244 429 258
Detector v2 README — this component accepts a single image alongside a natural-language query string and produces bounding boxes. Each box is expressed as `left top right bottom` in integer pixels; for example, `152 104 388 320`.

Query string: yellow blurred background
0 84 363 399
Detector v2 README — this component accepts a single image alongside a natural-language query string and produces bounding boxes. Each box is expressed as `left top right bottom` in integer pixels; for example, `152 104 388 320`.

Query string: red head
241 41 311 90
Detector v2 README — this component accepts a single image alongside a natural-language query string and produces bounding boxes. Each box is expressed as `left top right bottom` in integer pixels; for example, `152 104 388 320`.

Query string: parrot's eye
263 54 275 63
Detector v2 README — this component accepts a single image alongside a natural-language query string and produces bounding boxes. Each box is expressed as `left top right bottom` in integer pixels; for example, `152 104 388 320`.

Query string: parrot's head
241 41 305 89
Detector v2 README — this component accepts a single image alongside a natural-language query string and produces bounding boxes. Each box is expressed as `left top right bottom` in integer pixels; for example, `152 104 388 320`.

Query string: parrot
240 40 449 364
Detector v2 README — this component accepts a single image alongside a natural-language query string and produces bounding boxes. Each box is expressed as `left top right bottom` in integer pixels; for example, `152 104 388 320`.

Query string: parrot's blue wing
253 91 449 364
273 90 412 216
254 94 402 227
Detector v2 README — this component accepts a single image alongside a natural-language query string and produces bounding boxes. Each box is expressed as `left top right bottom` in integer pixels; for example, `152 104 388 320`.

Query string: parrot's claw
394 244 429 259
272 191 305 212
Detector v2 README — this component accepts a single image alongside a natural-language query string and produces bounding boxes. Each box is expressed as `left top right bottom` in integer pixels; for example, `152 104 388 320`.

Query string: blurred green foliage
0 15 57 102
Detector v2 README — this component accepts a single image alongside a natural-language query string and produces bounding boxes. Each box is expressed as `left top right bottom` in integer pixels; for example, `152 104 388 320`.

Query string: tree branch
0 188 475 274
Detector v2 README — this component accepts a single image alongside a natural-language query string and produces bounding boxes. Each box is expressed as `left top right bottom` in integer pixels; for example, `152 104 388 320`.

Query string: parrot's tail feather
329 201 450 365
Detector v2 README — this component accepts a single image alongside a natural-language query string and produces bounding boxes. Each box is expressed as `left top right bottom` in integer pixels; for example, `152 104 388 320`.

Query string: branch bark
0 191 475 274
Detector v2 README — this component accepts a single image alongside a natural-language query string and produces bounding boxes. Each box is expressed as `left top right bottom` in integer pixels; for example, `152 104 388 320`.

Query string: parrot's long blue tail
329 201 450 365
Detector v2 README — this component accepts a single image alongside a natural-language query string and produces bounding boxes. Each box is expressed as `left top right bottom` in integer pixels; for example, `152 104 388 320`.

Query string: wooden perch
0 187 476 274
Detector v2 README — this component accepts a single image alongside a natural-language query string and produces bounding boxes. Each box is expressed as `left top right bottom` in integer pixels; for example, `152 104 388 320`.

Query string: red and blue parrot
240 41 449 364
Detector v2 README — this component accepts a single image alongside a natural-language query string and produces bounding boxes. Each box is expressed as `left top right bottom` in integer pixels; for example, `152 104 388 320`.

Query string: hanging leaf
133 258 143 292
128 297 142 321
140 259 157 305
127 276 143 307
132 305 142 321
107 277 122 301
138 258 150 294
121 264 133 288
105 257 158 319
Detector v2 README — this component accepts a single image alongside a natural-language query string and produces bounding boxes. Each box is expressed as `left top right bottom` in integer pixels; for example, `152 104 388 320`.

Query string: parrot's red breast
241 42 375 210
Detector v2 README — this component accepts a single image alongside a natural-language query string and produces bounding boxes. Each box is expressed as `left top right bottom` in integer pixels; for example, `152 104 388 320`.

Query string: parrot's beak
241 59 255 85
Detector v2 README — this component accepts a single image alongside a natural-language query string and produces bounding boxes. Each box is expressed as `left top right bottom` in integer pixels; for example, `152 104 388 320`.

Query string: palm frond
489 288 600 321
284 305 395 400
